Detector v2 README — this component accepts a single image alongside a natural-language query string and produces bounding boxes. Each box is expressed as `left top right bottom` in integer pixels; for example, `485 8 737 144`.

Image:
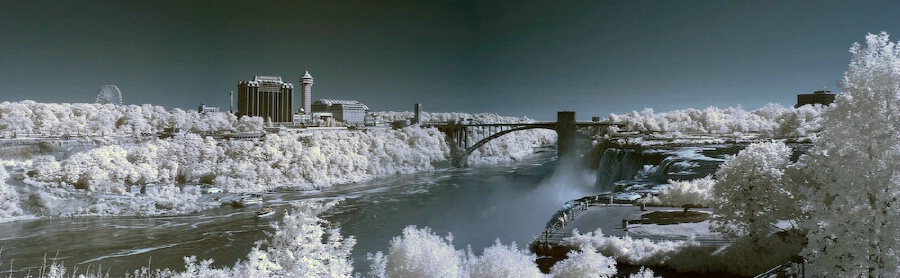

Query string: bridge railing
422 121 621 127
421 121 551 127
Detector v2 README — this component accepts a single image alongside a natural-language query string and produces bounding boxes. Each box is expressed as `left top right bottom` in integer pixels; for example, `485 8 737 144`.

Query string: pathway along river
1 151 607 276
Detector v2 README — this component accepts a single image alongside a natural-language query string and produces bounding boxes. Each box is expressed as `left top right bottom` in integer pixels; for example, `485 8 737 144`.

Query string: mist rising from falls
533 153 598 206
478 151 600 236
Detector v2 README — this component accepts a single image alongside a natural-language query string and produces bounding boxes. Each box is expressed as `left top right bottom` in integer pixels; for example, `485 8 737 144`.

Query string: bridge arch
451 124 595 166
462 125 554 157
429 111 620 167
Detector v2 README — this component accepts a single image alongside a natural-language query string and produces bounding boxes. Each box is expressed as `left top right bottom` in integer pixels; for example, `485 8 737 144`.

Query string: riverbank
0 124 554 222
0 150 569 276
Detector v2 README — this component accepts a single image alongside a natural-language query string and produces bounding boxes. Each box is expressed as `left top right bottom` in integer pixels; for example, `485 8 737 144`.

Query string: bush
468 240 543 278
549 244 617 278
381 226 463 278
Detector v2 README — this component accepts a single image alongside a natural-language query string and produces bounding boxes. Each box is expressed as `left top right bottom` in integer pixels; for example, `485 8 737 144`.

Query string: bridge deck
419 114 625 166
422 121 620 127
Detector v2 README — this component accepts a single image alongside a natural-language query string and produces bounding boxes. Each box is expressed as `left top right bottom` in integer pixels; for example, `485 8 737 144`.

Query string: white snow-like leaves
0 101 260 138
378 226 465 278
549 244 617 278
368 225 612 278
28 129 449 194
0 164 25 220
654 176 716 209
3 109 559 219
562 229 690 267
607 104 826 138
116 201 357 278
794 32 900 276
712 141 795 241
468 240 545 278
561 227 804 276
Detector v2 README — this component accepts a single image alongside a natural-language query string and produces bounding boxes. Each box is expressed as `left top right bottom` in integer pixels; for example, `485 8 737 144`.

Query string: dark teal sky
2 1 898 120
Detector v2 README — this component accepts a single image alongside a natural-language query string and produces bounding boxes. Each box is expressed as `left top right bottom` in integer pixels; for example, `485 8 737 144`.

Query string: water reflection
322 152 604 271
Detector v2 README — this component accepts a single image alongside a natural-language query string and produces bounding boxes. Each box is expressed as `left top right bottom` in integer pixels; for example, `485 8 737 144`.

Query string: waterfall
594 145 739 193
595 148 646 191
653 156 699 177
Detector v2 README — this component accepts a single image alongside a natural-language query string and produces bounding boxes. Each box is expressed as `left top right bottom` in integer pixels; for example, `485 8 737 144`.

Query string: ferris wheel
96 85 123 105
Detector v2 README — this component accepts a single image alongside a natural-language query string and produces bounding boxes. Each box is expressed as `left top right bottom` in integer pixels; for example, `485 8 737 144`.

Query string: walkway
533 202 727 251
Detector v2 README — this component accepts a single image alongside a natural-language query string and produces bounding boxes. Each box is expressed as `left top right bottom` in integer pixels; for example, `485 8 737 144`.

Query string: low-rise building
311 99 369 124
293 113 312 125
796 90 836 108
198 104 219 113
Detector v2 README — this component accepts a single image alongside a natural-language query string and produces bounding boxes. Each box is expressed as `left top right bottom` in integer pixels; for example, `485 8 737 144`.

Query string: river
1 150 607 276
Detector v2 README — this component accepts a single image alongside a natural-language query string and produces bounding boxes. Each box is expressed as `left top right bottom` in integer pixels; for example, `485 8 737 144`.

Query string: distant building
293 113 312 125
198 104 219 113
311 99 370 124
301 71 314 113
237 76 294 123
413 103 423 125
796 90 836 108
392 119 411 129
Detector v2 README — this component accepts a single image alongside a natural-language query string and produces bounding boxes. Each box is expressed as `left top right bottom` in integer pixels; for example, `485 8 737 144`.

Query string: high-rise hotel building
237 76 294 123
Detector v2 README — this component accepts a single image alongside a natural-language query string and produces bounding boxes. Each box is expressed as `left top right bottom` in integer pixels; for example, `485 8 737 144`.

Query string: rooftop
254 76 283 82
314 99 369 110
315 99 362 105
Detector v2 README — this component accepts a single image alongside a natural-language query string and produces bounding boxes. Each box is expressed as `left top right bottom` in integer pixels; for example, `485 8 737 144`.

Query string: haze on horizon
1 0 898 120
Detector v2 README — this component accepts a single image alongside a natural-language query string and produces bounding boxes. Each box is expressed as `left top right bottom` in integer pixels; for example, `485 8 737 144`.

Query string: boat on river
231 194 263 208
256 206 275 217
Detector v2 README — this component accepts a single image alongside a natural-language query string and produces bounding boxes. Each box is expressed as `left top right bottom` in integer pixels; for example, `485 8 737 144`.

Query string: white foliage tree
368 227 548 278
150 201 355 278
655 176 716 212
0 166 24 219
58 145 135 192
30 127 451 196
560 227 802 276
628 267 660 278
380 226 464 278
607 103 826 137
796 32 900 276
32 103 61 135
561 228 687 267
236 116 265 132
549 244 617 278
712 141 796 242
227 201 355 278
468 240 543 278
0 101 34 136
0 101 252 138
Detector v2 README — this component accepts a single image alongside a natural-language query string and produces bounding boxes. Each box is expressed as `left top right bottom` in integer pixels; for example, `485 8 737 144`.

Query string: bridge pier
556 111 576 157
441 125 470 167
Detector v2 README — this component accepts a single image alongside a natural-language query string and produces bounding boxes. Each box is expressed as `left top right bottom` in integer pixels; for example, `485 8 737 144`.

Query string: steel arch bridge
422 112 622 167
